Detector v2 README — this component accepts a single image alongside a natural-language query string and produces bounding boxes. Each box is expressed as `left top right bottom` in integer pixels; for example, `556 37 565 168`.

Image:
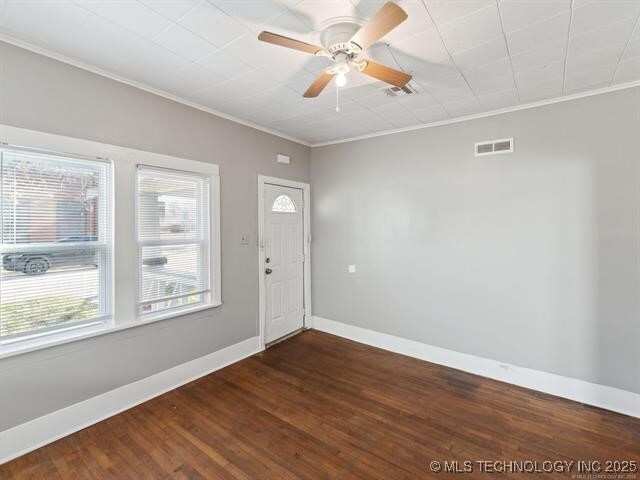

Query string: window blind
0 148 112 341
136 166 210 315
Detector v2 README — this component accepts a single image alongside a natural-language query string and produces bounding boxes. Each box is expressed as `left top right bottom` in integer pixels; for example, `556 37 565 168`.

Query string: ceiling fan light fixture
335 72 347 87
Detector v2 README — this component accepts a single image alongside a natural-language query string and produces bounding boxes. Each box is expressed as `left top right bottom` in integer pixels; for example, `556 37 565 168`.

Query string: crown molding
0 35 312 147
310 80 640 147
2 35 638 150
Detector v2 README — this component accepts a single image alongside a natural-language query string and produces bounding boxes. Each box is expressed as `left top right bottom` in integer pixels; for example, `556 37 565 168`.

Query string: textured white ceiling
1 0 639 145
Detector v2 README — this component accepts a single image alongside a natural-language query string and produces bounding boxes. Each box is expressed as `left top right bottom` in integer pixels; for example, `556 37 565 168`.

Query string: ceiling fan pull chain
336 85 340 112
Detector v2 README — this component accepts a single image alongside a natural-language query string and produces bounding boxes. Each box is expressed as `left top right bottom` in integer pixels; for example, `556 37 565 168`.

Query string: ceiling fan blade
360 60 412 87
258 31 324 55
303 72 335 98
350 2 408 51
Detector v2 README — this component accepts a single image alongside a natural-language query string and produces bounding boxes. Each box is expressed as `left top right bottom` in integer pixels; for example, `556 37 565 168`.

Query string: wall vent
384 83 418 97
474 138 514 156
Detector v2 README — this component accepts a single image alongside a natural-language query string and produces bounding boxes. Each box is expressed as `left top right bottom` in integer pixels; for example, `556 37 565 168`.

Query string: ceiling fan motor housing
319 20 363 57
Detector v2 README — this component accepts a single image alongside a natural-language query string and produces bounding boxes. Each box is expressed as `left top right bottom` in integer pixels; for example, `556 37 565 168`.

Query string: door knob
265 257 271 263
265 268 273 275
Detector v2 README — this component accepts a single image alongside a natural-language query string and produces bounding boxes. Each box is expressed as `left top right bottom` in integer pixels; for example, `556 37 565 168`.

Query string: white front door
264 183 304 344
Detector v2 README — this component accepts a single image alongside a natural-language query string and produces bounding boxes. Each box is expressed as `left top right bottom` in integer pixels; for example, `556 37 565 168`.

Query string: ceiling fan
258 2 412 98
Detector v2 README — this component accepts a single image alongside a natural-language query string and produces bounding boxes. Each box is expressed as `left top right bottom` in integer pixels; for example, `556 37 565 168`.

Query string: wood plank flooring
2 330 639 479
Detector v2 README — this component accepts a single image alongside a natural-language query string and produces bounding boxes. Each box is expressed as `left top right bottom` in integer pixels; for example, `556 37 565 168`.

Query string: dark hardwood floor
2 330 639 479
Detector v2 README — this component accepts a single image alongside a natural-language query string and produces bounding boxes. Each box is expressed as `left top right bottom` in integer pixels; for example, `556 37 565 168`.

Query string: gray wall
311 87 640 394
0 42 310 430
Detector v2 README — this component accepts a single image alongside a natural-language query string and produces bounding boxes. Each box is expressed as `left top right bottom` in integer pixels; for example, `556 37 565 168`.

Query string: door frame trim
257 175 311 349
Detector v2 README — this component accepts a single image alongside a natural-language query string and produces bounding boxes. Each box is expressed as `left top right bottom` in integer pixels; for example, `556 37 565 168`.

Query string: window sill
0 302 222 360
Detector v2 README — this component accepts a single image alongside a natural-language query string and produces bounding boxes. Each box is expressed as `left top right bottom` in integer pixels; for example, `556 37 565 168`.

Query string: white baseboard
0 336 261 464
312 316 640 418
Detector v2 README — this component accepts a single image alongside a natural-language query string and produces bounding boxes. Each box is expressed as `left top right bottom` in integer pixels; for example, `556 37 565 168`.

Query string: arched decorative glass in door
271 194 296 213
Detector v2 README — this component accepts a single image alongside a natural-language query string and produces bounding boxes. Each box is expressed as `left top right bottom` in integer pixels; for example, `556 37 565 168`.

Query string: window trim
0 124 221 359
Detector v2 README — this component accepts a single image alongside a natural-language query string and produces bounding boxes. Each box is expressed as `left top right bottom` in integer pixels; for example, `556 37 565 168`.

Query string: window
0 127 221 357
137 166 212 316
272 194 296 213
0 147 112 343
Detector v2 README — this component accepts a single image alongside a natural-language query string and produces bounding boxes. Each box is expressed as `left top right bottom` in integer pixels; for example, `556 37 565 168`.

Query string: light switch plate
348 265 356 273
240 234 249 245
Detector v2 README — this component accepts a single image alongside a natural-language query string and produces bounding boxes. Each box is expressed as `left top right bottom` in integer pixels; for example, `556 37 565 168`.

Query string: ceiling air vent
475 138 514 157
384 83 418 97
